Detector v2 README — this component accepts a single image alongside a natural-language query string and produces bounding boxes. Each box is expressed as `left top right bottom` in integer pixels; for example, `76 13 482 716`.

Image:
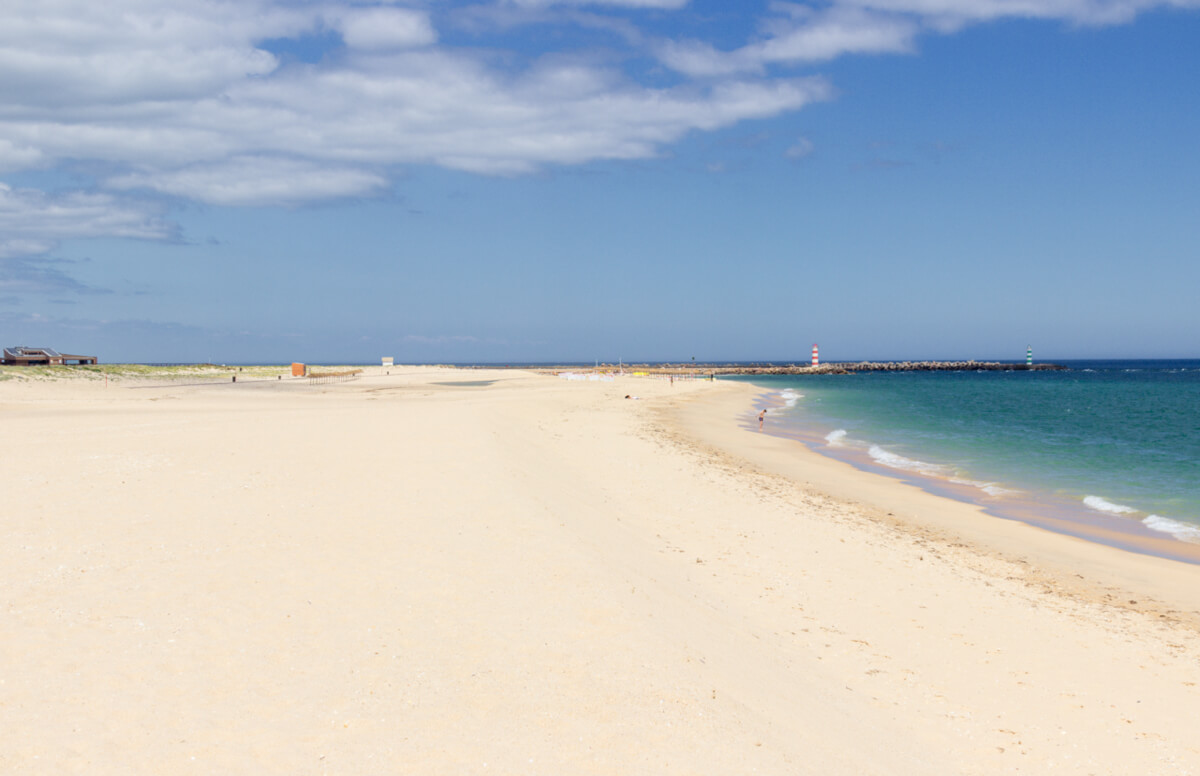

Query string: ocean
738 360 1200 556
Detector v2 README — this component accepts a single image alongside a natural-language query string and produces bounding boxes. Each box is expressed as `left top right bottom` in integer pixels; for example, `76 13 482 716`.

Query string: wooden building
2 346 98 366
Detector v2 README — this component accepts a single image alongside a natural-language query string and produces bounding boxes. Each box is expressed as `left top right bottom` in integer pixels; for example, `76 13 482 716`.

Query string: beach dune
3 368 1199 774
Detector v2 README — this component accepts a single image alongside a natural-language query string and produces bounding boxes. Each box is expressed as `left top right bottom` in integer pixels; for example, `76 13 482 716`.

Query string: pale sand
3 368 1200 774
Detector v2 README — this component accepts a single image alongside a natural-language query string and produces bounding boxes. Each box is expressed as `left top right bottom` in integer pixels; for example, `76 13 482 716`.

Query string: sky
1 0 1198 364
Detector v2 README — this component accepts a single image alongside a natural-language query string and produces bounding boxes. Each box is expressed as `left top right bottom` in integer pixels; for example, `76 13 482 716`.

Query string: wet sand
740 387 1200 567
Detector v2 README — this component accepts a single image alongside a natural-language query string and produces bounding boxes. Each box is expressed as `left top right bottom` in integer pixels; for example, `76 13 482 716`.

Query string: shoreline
660 379 1200 628
746 386 1200 567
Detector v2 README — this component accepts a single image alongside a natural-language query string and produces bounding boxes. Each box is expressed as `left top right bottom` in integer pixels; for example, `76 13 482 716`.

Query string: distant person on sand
758 409 767 430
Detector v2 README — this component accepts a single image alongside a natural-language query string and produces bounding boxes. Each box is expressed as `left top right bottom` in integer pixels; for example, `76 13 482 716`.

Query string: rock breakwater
744 361 1066 375
608 361 1068 376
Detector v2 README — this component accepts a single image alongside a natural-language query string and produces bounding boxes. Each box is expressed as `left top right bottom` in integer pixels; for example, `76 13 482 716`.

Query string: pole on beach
811 344 819 367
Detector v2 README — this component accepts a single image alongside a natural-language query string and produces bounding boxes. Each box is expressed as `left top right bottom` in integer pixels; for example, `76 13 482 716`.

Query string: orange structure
291 362 306 377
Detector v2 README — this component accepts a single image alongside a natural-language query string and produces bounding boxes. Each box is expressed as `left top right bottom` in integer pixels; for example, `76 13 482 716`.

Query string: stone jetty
714 361 1066 375
571 361 1069 376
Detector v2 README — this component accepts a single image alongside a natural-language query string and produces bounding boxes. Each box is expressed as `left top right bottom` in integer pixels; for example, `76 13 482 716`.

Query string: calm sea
738 360 1200 551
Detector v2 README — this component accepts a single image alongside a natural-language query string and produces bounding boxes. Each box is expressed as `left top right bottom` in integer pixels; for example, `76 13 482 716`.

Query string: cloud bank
0 0 1195 263
657 0 1199 76
0 183 172 259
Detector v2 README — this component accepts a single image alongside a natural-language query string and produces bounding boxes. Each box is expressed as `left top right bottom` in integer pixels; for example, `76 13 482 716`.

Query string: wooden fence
306 369 363 385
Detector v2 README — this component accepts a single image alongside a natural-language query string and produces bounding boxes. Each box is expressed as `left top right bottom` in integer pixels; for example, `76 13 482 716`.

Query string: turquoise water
741 360 1200 547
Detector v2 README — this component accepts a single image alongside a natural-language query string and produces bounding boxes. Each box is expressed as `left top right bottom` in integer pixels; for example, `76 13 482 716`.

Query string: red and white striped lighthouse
811 344 819 367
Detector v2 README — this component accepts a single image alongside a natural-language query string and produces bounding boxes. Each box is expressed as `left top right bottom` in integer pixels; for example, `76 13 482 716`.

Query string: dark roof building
2 346 97 366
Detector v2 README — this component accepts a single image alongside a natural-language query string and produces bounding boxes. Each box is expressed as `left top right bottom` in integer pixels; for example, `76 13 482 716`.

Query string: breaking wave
1082 496 1138 515
867 445 949 476
1142 515 1200 544
951 478 1019 498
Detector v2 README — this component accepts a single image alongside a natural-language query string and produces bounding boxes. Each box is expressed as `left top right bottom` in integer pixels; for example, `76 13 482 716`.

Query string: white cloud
0 139 44 171
660 6 919 76
0 1 833 207
0 239 56 260
448 4 647 44
505 0 689 8
0 182 172 259
0 0 1194 217
227 52 825 173
335 7 437 50
109 157 390 206
785 136 815 158
658 0 1200 76
3 43 830 199
657 41 763 77
0 0 304 108
756 6 919 61
839 0 1200 26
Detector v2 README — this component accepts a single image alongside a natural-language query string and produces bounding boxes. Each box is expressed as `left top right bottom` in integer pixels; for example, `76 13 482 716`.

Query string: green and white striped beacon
1026 345 1033 366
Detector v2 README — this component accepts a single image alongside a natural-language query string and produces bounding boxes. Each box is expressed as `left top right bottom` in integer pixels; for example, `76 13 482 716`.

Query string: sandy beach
3 367 1200 774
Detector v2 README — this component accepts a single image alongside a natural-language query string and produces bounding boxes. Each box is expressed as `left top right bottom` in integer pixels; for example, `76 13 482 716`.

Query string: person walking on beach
758 409 767 431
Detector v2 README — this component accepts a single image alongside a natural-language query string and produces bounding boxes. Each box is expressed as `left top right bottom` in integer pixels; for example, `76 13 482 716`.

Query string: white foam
779 389 803 409
951 477 1019 497
825 429 847 446
981 483 1020 497
867 445 948 476
1082 495 1138 515
1143 515 1200 544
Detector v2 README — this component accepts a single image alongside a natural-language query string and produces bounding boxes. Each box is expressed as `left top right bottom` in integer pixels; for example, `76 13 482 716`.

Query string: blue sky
1 0 1198 363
